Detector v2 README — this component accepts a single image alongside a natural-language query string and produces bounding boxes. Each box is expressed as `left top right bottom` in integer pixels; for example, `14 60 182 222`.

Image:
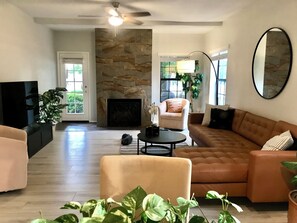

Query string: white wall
0 2 56 93
152 32 205 105
204 0 297 124
53 30 97 122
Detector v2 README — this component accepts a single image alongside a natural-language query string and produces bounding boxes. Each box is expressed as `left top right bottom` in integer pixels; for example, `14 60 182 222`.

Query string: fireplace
107 99 142 127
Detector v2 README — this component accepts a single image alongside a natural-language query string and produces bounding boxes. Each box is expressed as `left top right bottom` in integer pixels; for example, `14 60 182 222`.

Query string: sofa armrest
0 125 27 142
181 103 189 116
158 101 167 115
188 113 204 124
247 150 296 202
0 137 28 157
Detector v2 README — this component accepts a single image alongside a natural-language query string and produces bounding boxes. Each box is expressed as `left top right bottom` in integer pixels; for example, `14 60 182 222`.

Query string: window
64 63 84 114
160 60 185 102
212 50 228 105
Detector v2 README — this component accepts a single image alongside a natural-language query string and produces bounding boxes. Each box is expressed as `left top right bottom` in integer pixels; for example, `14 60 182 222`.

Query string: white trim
57 51 90 121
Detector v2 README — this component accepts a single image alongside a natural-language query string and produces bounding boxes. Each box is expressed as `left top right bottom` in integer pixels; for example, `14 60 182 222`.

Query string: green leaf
91 199 107 219
61 201 82 210
121 186 147 217
103 207 131 223
206 191 224 200
54 214 79 223
177 197 198 208
189 215 206 223
142 194 170 221
31 220 58 223
80 217 102 223
218 211 236 223
282 161 297 170
81 199 98 217
230 202 243 213
292 175 297 185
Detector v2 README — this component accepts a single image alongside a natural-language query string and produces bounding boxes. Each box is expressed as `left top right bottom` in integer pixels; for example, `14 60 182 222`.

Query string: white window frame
211 50 228 105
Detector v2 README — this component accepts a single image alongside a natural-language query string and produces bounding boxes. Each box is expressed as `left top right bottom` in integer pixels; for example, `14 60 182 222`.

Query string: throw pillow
208 108 235 130
201 103 229 126
287 137 297 151
262 130 294 151
167 100 183 113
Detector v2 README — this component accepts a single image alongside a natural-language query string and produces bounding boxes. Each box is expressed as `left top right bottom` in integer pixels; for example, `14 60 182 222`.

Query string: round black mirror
252 27 293 99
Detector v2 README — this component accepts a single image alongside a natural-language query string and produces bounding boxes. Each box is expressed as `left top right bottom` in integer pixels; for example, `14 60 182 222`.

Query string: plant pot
288 190 297 223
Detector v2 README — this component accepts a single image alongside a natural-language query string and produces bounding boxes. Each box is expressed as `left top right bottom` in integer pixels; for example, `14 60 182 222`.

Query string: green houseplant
281 160 297 223
38 87 68 125
31 186 242 223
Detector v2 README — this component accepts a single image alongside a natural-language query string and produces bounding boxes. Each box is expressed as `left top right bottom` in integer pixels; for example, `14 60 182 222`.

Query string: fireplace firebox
107 99 141 127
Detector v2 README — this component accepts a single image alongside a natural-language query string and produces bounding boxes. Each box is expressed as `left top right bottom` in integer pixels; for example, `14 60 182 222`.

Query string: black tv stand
23 122 53 158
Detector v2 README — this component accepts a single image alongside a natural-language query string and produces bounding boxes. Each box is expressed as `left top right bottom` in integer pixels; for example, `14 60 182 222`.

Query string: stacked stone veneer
95 28 152 127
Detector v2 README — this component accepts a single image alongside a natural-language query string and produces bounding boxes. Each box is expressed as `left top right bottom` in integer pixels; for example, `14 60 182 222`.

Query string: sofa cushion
272 120 297 138
237 112 276 147
231 109 247 133
174 147 252 183
209 108 235 130
160 112 182 120
201 104 229 126
166 100 183 113
189 124 260 148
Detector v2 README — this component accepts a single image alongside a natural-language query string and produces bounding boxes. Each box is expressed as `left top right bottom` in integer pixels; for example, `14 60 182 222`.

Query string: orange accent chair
99 155 192 204
0 125 28 192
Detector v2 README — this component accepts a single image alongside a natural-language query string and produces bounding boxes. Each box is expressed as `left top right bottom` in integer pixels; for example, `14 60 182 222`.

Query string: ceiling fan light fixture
108 15 123 26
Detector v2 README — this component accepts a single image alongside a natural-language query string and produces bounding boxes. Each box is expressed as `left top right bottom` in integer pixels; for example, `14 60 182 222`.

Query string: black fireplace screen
107 99 141 127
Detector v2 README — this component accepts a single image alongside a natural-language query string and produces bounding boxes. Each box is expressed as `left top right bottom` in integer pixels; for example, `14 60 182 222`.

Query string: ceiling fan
79 1 151 27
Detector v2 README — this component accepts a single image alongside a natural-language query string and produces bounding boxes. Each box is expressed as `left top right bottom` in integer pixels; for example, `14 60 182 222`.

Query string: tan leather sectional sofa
174 109 297 202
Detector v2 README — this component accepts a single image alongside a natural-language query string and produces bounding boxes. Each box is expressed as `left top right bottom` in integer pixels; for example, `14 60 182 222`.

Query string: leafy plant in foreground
31 186 242 223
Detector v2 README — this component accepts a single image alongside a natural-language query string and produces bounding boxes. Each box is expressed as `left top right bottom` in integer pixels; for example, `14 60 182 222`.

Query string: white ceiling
8 0 257 33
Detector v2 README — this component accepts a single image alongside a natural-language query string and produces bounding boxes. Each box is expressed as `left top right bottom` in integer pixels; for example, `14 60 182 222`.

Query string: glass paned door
65 63 84 114
58 52 89 121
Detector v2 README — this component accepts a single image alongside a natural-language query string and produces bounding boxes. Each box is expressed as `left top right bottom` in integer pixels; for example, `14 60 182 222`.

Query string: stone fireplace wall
95 28 152 127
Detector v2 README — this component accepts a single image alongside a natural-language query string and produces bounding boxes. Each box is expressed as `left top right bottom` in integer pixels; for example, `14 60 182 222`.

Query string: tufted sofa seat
174 109 297 202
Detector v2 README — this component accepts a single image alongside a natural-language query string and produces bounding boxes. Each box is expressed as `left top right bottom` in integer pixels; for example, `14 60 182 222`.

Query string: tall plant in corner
38 87 68 125
281 158 297 223
176 72 203 112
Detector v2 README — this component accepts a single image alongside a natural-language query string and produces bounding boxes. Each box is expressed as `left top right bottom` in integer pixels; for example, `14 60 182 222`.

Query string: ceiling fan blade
123 11 151 17
124 17 143 25
34 17 106 26
78 15 103 18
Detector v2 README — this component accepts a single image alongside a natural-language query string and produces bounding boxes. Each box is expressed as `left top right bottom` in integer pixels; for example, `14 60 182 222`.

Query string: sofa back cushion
232 109 247 133
271 121 297 151
237 112 276 146
166 99 183 113
272 121 297 138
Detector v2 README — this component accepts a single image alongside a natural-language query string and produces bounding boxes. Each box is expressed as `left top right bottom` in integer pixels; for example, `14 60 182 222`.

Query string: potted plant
176 72 203 112
38 87 68 125
31 186 242 223
281 160 297 223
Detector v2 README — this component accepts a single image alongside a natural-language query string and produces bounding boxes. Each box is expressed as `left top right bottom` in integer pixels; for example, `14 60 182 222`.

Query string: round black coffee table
137 130 186 156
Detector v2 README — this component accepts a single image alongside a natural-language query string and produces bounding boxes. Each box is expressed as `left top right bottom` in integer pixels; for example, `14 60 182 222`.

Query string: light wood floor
0 127 289 223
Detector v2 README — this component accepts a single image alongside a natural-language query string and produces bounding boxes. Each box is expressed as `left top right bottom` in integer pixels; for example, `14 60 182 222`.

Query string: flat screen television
0 81 39 129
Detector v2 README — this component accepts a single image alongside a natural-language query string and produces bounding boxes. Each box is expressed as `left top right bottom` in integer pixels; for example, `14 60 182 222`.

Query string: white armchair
0 125 28 192
158 98 190 130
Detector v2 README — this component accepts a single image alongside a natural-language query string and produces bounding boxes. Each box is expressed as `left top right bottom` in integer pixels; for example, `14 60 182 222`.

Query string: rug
120 138 189 155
